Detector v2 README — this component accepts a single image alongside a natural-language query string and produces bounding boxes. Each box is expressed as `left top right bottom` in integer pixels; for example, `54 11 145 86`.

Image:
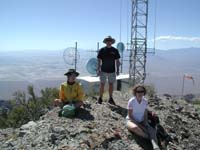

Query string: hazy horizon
1 46 200 52
1 47 200 100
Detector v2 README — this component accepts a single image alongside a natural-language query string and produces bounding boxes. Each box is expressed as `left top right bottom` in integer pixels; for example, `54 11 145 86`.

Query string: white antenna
75 42 78 70
126 0 130 48
86 58 97 76
63 43 79 69
153 0 157 54
119 0 122 42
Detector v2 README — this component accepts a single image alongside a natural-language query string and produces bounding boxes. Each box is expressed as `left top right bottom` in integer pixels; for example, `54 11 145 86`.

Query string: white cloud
155 36 200 42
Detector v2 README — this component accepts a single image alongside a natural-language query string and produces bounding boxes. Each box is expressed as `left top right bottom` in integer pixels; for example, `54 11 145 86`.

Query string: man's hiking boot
108 97 116 105
98 97 103 104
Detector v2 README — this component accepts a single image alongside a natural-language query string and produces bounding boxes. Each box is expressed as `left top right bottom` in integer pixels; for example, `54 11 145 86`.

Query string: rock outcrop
0 91 200 150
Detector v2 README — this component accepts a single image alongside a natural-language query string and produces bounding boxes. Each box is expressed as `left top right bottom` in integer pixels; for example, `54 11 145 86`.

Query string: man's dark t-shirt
97 46 120 73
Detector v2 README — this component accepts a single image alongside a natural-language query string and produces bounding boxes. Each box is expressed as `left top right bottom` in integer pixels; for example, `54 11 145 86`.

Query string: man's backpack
61 104 76 118
148 111 160 128
148 111 173 148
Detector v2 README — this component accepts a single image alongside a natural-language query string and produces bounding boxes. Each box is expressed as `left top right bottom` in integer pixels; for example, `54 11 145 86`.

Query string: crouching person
126 84 160 150
54 69 84 117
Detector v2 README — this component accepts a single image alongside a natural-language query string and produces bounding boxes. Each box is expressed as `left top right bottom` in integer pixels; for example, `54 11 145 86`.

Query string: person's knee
109 83 114 87
129 126 149 139
128 125 139 133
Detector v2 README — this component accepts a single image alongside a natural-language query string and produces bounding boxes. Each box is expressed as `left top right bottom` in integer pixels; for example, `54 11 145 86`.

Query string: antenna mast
129 0 148 85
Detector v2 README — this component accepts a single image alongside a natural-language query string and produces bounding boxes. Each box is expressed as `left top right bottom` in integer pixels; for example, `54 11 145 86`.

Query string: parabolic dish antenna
86 58 97 75
117 42 125 53
63 47 79 65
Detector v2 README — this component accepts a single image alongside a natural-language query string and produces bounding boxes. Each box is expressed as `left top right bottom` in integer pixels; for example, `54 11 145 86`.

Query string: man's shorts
99 72 116 83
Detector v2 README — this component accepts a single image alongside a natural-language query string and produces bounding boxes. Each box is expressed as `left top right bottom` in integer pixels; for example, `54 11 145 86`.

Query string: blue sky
0 0 200 51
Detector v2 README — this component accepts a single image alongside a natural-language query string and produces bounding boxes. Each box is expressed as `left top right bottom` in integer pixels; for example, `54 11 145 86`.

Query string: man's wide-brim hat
103 35 115 44
64 69 79 77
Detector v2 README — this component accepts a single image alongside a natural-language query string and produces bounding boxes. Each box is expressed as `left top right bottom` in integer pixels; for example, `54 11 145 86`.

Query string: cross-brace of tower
129 0 148 85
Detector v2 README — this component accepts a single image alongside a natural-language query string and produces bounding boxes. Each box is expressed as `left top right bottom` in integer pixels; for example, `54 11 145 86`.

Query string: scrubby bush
184 94 195 102
191 99 200 105
145 84 156 98
40 87 59 108
0 85 59 128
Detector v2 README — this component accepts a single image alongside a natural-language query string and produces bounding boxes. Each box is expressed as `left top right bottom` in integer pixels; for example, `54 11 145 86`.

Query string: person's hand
97 69 101 76
53 99 61 106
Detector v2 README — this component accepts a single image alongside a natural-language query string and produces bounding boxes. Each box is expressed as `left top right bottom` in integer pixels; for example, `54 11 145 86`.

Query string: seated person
54 69 84 109
126 84 160 150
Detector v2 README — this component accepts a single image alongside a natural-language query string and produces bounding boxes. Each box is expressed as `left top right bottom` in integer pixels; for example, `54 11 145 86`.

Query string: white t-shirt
127 97 148 123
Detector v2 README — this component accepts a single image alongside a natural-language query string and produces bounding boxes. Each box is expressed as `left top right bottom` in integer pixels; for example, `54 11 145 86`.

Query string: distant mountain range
145 47 200 95
147 47 200 74
0 47 200 100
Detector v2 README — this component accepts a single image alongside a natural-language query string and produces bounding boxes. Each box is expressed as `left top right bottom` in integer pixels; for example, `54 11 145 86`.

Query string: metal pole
181 75 185 98
75 42 77 71
97 42 99 52
121 52 123 73
119 0 122 42
129 0 148 85
153 0 157 54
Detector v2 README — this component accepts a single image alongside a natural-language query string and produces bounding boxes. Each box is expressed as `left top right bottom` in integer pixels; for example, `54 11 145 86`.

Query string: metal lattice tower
129 0 148 85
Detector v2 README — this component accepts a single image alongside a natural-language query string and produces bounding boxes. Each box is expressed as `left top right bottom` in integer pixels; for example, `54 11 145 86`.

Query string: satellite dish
63 47 79 65
86 58 97 75
117 42 125 53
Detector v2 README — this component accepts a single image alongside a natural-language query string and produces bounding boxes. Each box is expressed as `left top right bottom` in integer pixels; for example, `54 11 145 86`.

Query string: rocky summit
0 91 200 150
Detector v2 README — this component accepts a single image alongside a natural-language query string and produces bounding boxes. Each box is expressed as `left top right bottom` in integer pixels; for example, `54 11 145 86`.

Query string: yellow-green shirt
59 81 84 103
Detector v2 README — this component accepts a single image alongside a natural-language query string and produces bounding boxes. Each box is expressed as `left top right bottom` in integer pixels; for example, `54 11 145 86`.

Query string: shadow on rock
156 124 175 149
100 136 118 149
129 133 153 150
109 104 127 118
75 108 94 121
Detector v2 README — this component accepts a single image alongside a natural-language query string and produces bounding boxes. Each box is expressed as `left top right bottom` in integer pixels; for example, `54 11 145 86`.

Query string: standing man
97 36 120 105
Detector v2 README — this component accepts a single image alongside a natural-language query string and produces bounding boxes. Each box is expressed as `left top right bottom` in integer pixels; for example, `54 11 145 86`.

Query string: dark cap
64 69 79 77
103 35 115 44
